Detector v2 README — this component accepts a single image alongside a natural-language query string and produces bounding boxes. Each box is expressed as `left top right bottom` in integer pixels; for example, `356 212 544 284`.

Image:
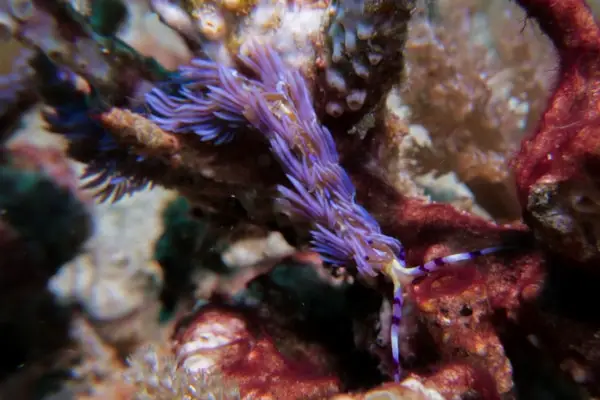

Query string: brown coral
399 0 556 221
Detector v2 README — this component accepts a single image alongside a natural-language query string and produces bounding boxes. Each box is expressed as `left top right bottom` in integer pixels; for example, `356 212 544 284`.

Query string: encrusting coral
2 0 600 398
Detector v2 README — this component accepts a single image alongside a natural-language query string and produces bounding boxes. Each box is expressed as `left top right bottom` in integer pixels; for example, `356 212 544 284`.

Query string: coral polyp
316 0 413 127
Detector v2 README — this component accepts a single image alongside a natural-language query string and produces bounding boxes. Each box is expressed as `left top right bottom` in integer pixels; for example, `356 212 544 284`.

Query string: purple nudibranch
145 43 508 381
146 44 407 278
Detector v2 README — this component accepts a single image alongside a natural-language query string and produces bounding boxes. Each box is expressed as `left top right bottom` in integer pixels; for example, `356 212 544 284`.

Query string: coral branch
512 0 600 263
95 108 181 159
514 0 599 53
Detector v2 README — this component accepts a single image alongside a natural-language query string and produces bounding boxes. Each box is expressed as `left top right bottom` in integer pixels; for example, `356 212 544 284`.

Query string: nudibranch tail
391 282 404 382
393 246 509 277
385 245 511 381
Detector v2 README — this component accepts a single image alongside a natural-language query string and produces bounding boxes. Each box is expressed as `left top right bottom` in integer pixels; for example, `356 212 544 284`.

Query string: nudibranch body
146 43 506 381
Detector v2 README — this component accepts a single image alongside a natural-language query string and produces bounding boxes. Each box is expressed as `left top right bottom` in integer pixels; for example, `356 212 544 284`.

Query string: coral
48 192 168 347
232 0 326 72
124 342 240 399
221 231 294 268
398 0 556 221
412 267 513 394
178 0 329 76
315 0 414 129
414 363 502 400
347 163 543 394
329 379 444 400
512 0 600 265
172 304 340 398
67 315 124 388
